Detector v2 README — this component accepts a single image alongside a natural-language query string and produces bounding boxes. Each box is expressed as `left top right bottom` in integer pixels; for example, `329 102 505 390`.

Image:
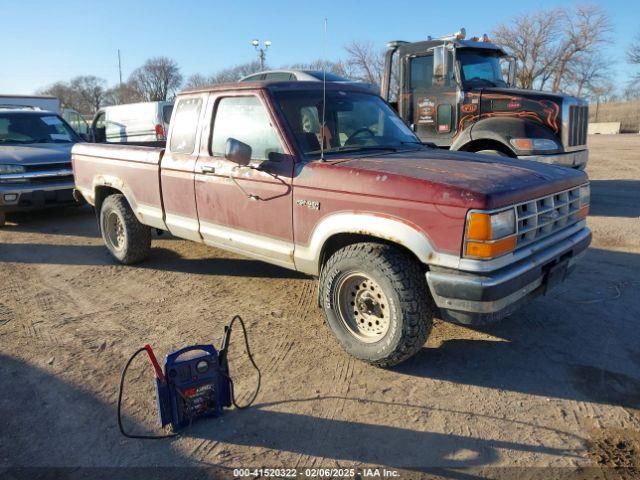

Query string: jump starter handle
218 325 232 367
144 344 165 383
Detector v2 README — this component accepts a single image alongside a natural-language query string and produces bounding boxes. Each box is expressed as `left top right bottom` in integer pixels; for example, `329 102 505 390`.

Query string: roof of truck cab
396 38 506 56
179 80 375 96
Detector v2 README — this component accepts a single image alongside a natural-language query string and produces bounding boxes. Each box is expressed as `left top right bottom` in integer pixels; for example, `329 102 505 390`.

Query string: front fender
293 212 454 276
457 117 561 155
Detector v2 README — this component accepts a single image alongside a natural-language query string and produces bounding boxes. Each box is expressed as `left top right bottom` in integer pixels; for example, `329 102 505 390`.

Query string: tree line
39 4 640 114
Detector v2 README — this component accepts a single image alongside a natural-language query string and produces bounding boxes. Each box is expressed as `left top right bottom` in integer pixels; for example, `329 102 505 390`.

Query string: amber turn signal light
576 205 589 219
466 212 492 241
465 236 517 259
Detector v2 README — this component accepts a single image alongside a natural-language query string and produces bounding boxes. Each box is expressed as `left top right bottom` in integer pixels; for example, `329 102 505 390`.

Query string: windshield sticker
41 116 63 126
50 133 71 141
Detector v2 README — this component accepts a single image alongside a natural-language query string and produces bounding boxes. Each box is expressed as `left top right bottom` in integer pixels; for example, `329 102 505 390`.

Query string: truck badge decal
539 210 560 223
296 199 320 210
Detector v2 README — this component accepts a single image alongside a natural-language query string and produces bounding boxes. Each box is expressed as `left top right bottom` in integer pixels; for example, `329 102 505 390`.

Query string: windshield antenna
320 17 328 162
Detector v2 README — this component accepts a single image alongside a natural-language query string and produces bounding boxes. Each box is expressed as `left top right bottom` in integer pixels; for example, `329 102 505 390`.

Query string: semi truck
72 80 591 366
381 29 589 169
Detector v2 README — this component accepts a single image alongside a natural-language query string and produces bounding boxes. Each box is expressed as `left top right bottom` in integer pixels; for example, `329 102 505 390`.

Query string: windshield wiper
309 145 400 155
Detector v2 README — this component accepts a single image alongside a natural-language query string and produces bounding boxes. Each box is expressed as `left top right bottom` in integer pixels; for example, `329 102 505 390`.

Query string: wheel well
94 186 122 215
319 233 426 274
460 139 516 157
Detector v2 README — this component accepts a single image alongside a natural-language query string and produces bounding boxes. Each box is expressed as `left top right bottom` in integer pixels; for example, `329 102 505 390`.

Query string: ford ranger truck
72 81 591 367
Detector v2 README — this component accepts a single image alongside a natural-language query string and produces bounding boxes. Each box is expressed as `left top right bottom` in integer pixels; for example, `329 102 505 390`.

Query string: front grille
21 162 73 184
515 186 582 248
23 162 71 172
568 105 588 147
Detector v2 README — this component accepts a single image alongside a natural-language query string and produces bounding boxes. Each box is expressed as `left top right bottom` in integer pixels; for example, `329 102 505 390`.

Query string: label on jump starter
178 382 216 418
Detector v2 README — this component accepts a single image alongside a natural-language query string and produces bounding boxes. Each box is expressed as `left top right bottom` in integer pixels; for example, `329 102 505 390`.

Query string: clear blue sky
1 0 638 94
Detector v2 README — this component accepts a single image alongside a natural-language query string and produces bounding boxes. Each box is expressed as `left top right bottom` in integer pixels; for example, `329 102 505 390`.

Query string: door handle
201 165 216 174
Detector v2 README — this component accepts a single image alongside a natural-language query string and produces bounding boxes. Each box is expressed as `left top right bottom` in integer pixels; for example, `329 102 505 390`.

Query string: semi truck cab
381 29 589 169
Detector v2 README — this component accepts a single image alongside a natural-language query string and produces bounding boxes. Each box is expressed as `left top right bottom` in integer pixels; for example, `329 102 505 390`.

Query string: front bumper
0 180 77 212
519 149 588 170
426 227 592 325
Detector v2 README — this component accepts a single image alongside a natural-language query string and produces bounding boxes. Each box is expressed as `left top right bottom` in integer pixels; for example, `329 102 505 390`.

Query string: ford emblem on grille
540 210 561 223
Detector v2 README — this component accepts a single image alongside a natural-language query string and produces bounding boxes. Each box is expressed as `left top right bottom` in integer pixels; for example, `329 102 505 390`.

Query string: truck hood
475 87 568 103
0 143 74 166
329 148 587 209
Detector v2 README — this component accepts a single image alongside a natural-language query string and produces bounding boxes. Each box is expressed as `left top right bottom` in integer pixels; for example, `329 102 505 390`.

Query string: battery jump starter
117 315 260 439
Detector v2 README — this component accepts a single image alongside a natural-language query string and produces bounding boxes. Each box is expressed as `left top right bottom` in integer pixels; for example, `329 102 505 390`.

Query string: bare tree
344 41 385 85
550 5 611 92
628 33 640 65
129 57 183 101
104 82 144 106
288 59 356 79
493 11 560 89
69 76 107 112
493 4 611 92
38 76 107 114
38 82 81 112
564 53 609 98
185 61 263 89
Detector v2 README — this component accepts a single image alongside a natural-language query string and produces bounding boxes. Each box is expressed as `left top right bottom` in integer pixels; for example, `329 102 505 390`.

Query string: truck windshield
274 90 421 156
457 50 508 88
0 112 78 144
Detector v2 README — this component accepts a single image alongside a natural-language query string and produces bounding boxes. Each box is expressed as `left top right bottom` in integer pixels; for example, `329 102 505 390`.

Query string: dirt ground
1 135 639 479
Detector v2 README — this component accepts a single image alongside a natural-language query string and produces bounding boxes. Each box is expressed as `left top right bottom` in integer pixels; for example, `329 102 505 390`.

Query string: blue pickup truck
0 108 83 226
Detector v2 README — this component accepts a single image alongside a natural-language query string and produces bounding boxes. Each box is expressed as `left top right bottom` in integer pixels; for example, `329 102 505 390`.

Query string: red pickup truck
72 81 591 366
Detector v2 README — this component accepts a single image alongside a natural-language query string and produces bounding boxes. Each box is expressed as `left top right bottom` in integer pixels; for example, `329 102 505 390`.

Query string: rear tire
100 194 151 264
319 242 435 367
0 213 5 227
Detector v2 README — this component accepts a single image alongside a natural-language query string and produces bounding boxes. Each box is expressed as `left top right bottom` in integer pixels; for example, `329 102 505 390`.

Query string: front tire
475 149 509 157
319 242 435 367
100 194 151 264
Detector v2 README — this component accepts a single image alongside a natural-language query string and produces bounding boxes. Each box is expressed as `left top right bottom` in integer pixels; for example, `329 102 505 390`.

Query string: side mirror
433 45 449 79
507 57 517 88
225 138 251 166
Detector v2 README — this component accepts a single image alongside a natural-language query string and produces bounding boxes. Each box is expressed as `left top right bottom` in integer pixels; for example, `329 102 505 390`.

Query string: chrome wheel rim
105 212 125 251
336 272 391 343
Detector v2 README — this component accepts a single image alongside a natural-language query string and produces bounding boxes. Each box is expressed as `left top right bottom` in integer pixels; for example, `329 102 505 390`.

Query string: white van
90 101 173 144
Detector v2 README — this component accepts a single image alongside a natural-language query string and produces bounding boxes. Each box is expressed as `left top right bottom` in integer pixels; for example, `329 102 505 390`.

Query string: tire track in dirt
262 279 316 374
293 346 357 470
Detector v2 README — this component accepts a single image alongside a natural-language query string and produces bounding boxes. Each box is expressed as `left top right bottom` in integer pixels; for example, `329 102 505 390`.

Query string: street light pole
251 39 271 70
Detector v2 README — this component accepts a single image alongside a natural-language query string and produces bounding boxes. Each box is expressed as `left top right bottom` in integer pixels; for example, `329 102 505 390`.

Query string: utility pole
251 39 271 70
117 49 123 87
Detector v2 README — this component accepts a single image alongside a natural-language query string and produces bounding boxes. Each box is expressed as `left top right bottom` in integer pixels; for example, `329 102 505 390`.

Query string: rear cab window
210 96 283 161
169 98 203 154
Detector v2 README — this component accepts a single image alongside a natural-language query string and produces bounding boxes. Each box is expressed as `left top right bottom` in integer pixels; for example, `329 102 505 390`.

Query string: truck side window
211 96 283 161
410 55 434 89
169 98 203 154
410 53 454 90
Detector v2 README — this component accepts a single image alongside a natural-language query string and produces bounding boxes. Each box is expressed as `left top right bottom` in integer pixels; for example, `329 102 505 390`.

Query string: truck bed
72 143 166 229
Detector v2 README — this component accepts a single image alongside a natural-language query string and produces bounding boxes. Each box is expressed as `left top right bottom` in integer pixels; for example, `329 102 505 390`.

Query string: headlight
574 183 590 220
579 183 590 207
0 164 27 183
0 164 25 174
464 208 517 259
510 138 559 152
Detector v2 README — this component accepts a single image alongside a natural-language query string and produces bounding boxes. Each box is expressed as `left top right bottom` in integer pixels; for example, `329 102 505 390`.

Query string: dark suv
0 109 82 226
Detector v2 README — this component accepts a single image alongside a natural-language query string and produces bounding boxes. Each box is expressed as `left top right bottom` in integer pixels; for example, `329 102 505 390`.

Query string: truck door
160 94 206 241
404 48 458 146
194 91 295 270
